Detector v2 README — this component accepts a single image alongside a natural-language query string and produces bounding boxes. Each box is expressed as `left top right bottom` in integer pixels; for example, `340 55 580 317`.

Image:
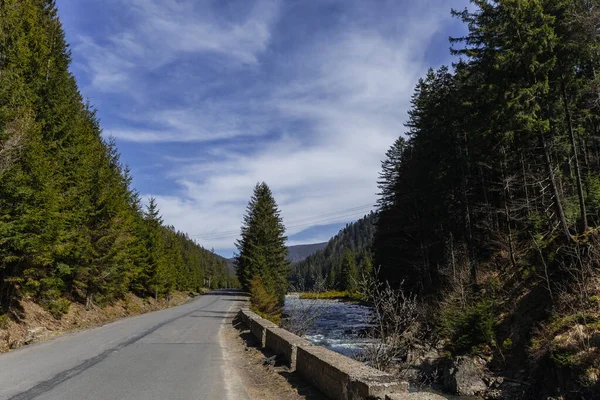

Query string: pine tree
0 1 237 314
235 183 289 306
339 249 358 292
291 213 375 291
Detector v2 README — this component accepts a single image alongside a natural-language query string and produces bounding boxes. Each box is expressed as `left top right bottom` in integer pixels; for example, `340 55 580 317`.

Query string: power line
192 210 372 240
284 204 373 224
190 203 373 238
194 210 371 241
190 203 375 240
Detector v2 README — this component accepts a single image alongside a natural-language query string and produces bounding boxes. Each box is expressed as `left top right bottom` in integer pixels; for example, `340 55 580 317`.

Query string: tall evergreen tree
372 1 600 395
0 0 236 314
235 183 289 305
339 249 358 292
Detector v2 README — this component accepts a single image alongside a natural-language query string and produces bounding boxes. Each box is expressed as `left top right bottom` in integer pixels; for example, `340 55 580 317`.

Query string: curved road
0 290 249 400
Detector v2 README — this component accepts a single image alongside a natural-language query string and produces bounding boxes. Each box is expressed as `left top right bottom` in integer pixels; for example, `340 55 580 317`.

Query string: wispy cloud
72 0 279 94
142 6 456 250
60 0 468 255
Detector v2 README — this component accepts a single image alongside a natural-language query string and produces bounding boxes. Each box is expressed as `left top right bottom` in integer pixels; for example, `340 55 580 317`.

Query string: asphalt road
0 290 249 400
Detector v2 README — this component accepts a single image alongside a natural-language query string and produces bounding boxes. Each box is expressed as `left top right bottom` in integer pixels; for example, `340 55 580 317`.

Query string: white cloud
73 0 279 95
75 36 135 91
143 8 456 251
67 0 468 254
105 102 276 142
128 0 278 65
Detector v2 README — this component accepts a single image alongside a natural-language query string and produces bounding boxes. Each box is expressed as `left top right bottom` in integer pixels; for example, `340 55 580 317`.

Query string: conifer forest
0 1 234 316
2 0 600 398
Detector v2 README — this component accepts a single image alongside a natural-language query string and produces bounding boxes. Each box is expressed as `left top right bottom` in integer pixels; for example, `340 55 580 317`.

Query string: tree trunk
539 128 571 241
85 292 92 310
460 131 477 288
521 152 531 217
562 80 588 232
501 149 518 270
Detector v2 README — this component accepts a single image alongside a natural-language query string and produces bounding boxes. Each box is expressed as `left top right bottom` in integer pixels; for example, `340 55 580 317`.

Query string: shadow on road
202 290 250 297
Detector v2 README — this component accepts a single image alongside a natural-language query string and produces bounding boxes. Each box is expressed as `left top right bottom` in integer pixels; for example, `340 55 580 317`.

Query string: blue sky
56 0 469 257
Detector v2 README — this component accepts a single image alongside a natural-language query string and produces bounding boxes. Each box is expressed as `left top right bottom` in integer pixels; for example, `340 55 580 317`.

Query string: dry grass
0 291 197 353
222 315 326 400
298 291 364 301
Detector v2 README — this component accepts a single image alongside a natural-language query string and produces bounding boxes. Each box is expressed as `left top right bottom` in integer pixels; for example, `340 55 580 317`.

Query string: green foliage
249 276 280 323
46 298 71 319
440 299 497 354
339 248 358 292
235 182 289 308
0 314 8 330
291 213 375 291
0 0 235 313
551 350 578 368
372 0 600 292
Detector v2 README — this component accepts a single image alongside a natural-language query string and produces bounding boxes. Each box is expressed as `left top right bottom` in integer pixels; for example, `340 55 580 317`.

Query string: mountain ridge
225 242 328 273
286 242 328 264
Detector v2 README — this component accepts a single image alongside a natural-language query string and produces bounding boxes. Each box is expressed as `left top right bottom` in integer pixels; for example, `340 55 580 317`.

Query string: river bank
297 291 365 302
283 295 531 399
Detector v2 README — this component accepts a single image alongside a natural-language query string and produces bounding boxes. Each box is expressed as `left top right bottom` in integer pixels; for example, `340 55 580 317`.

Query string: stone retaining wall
238 309 409 400
248 313 277 348
265 326 312 371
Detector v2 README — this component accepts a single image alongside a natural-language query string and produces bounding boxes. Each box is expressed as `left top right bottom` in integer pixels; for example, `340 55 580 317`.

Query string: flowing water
283 294 374 357
283 295 477 399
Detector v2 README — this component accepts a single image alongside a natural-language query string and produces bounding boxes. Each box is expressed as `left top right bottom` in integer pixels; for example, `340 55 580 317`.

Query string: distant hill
218 255 236 275
291 212 376 291
226 242 327 271
286 242 328 264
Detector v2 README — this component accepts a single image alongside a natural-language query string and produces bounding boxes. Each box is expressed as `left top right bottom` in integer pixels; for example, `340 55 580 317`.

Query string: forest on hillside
291 212 375 291
0 1 234 317
371 0 600 397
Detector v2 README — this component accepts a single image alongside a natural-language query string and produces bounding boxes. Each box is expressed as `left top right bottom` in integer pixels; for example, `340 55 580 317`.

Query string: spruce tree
0 1 238 314
339 248 358 292
235 182 289 305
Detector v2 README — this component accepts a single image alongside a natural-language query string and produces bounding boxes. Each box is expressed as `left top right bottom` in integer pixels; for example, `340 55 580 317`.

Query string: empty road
0 290 249 400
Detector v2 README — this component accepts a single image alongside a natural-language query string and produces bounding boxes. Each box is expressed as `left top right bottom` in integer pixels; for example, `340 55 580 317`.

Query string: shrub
249 276 280 323
503 337 514 350
440 298 496 354
0 314 8 330
47 298 71 319
551 350 577 368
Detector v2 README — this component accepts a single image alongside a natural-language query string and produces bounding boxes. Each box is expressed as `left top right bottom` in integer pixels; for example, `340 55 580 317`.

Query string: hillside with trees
372 0 600 397
286 242 328 264
291 213 375 292
0 0 234 319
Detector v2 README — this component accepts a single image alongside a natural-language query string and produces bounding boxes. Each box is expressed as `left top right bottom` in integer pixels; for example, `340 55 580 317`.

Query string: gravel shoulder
220 311 326 400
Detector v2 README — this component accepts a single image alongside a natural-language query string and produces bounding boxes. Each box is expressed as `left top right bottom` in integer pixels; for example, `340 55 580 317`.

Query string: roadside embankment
0 290 203 353
238 308 444 400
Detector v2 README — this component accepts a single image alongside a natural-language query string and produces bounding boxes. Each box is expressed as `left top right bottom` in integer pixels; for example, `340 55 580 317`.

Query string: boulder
24 327 49 345
443 356 487 396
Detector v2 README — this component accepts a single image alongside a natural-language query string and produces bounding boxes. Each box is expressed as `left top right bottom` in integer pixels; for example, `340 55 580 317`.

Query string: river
283 295 476 399
283 294 374 357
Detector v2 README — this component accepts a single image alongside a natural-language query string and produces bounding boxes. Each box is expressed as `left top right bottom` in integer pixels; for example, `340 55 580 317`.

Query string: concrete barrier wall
245 310 277 348
238 309 408 400
265 327 312 371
